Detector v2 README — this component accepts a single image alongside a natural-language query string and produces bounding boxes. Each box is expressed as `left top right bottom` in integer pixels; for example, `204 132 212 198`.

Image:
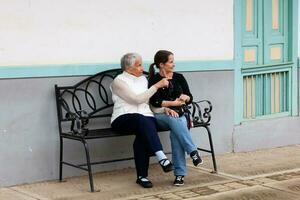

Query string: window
238 0 295 120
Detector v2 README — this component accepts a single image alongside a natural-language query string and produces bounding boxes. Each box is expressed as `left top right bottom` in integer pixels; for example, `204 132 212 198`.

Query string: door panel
242 0 263 67
263 0 289 64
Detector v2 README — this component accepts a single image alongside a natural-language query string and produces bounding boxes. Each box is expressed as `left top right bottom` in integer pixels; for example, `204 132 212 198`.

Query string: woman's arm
150 105 179 117
160 74 193 107
161 99 185 107
150 105 165 113
112 78 169 104
178 74 193 104
111 78 157 104
149 76 164 107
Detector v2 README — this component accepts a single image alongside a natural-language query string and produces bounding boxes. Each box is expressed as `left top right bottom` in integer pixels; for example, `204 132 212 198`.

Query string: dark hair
149 50 173 79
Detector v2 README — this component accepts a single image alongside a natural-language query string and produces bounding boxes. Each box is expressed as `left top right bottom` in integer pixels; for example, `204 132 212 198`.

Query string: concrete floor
1 144 300 200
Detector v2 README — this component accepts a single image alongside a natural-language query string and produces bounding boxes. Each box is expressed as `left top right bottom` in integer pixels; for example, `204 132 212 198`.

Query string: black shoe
159 159 173 172
190 150 203 166
136 177 153 188
173 176 184 186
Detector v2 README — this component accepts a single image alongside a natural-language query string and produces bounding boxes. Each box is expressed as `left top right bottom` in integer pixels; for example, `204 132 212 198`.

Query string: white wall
0 0 233 66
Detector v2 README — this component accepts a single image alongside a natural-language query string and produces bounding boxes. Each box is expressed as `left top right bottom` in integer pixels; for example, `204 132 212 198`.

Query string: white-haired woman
110 53 173 188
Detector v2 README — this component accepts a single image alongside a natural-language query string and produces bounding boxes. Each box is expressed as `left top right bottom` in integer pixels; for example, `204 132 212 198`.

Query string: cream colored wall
0 0 233 66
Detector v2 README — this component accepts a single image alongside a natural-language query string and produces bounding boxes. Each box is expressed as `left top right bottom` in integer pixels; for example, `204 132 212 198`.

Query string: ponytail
148 63 156 80
149 50 173 80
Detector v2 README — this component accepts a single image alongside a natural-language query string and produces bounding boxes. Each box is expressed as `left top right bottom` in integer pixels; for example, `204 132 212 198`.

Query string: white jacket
110 71 157 123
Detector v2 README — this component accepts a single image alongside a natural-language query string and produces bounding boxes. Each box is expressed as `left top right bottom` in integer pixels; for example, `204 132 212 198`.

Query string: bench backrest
55 68 212 134
55 69 126 134
55 69 123 122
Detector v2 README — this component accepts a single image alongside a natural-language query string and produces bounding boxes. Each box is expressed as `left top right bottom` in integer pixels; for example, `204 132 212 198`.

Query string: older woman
110 53 173 188
148 50 202 186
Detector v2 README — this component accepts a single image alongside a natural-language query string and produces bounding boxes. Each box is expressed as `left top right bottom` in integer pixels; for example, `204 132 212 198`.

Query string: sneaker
190 150 203 166
173 176 184 186
159 159 173 172
136 177 153 188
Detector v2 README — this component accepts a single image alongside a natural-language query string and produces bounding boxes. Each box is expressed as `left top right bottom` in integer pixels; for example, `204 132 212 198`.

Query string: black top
148 72 193 108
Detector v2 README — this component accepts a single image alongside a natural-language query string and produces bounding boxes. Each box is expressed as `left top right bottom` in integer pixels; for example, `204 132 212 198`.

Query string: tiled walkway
1 145 300 200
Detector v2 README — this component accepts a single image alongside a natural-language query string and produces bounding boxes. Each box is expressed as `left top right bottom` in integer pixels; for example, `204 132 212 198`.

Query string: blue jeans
154 113 197 176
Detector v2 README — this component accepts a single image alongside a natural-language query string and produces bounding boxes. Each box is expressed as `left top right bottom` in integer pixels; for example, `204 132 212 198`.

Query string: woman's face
126 57 144 77
160 54 175 74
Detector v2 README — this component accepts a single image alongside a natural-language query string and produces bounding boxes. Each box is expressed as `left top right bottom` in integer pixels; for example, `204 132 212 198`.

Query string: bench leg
82 140 95 192
59 137 63 181
205 126 218 173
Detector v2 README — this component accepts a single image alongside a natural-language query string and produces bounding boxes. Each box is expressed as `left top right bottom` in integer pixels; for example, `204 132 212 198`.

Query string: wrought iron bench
55 68 217 192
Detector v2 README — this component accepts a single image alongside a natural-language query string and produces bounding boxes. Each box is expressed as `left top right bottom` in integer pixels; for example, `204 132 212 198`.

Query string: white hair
120 53 141 71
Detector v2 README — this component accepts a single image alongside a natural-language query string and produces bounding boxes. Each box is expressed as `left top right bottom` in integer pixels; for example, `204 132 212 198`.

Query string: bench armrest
189 100 212 126
65 110 90 136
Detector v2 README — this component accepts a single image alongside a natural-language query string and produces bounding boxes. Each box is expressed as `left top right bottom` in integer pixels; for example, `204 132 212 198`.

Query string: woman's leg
155 113 197 155
133 136 150 178
112 113 169 177
168 116 197 154
155 113 197 176
170 130 187 176
167 115 202 166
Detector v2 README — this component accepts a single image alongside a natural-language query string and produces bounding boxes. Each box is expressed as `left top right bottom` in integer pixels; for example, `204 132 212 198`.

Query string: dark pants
111 113 163 178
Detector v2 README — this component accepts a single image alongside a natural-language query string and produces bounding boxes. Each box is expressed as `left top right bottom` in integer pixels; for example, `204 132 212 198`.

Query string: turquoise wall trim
241 62 293 74
234 0 244 124
242 64 292 76
0 60 234 79
291 0 299 116
243 111 291 121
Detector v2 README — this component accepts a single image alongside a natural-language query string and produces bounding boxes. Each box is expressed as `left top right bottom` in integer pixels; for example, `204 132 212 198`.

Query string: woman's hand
165 108 179 117
154 78 169 89
179 94 190 103
172 98 186 106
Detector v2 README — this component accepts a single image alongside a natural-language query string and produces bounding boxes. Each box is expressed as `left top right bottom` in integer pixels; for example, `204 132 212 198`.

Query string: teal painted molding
0 63 119 79
234 0 244 125
291 0 299 116
241 63 293 75
242 112 291 122
0 60 234 79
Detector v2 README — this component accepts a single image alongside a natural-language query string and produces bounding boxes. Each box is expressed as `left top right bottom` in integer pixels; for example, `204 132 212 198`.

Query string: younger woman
148 50 202 186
